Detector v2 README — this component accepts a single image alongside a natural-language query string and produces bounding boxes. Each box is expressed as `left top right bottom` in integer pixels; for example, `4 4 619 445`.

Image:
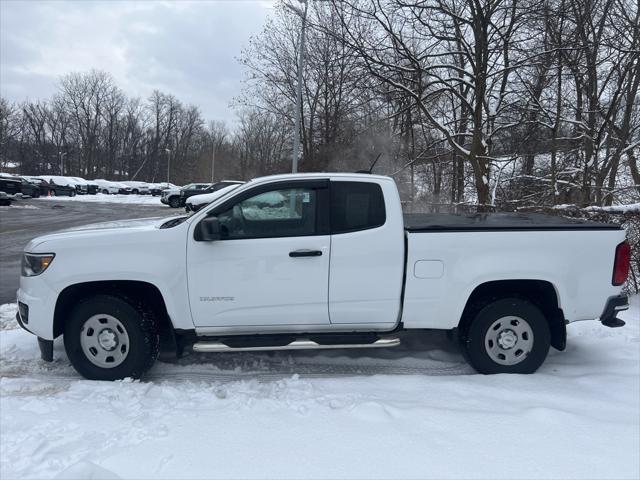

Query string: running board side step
192 337 401 353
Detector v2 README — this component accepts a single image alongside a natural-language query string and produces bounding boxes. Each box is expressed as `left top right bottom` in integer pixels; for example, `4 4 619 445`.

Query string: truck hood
25 216 184 251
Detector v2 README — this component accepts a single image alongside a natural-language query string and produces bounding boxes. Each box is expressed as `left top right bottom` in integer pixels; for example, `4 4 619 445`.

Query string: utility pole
165 148 171 183
59 151 67 175
211 143 215 183
291 0 309 173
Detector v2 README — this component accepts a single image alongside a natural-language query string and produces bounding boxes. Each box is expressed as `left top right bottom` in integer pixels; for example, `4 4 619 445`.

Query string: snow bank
0 303 17 330
1 299 638 479
35 194 164 206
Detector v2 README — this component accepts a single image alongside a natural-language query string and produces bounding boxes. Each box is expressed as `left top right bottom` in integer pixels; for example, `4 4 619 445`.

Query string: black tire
64 294 159 381
33 190 40 198
460 297 550 374
102 189 109 195
69 190 76 197
49 189 56 196
131 189 139 195
169 196 181 208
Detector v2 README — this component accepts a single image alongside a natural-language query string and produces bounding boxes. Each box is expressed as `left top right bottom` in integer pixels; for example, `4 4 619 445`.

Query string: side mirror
198 216 221 241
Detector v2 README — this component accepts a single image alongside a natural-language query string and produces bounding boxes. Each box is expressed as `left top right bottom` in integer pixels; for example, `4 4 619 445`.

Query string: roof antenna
355 153 382 174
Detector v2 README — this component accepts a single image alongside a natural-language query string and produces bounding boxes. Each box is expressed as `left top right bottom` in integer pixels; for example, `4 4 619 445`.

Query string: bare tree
0 98 21 169
330 0 532 207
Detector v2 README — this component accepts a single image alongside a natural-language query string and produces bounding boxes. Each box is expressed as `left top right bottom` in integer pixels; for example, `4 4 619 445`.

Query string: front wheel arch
54 280 177 353
64 294 159 380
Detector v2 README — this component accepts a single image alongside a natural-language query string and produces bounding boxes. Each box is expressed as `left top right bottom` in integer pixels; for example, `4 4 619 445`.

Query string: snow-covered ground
1 299 638 479
36 194 164 206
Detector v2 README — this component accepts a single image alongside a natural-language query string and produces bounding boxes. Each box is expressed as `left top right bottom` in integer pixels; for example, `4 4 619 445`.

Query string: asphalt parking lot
0 198 177 304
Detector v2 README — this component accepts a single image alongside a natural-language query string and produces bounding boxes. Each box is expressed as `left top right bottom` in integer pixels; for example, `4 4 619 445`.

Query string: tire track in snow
1 356 472 391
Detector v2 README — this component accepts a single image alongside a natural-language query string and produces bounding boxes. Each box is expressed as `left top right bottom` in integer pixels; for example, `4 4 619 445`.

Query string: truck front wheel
64 294 159 380
168 196 181 208
461 297 550 374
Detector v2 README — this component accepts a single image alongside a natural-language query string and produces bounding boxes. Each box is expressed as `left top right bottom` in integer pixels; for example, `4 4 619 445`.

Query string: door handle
289 249 323 258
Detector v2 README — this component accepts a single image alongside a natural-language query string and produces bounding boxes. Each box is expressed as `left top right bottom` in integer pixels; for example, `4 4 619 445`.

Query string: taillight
612 241 631 286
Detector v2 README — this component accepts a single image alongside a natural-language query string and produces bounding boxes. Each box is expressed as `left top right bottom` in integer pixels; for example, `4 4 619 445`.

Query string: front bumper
16 276 58 340
599 295 629 328
15 310 53 361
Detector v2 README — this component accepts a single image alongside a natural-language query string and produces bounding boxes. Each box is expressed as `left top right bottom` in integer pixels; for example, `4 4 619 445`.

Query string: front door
187 179 331 328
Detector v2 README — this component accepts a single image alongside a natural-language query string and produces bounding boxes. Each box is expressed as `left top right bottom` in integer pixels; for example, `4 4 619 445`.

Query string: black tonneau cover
403 212 620 232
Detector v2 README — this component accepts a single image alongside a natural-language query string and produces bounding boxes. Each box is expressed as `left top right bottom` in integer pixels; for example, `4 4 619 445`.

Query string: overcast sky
0 0 274 124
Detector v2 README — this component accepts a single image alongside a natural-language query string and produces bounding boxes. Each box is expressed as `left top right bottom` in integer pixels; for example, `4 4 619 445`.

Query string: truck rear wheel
64 294 159 381
460 297 550 374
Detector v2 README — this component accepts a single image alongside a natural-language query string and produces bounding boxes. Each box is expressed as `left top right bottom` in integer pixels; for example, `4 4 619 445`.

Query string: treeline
1 0 639 209
0 70 292 185
239 0 640 208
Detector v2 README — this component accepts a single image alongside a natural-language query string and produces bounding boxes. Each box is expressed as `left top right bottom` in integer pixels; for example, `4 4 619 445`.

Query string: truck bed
403 212 620 232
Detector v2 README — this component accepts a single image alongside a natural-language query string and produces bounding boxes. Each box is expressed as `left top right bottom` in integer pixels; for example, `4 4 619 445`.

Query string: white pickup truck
16 173 631 380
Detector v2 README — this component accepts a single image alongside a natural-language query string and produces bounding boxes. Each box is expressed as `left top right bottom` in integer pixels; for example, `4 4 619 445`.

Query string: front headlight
21 253 55 277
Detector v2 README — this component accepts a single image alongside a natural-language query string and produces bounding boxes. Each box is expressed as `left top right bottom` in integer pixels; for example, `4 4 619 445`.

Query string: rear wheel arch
458 279 566 351
54 280 177 352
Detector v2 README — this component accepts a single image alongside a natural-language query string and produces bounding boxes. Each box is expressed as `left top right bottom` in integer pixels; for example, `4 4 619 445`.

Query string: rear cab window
330 181 386 234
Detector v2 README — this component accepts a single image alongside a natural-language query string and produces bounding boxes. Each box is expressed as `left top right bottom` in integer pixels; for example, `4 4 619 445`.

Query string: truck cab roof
248 172 393 184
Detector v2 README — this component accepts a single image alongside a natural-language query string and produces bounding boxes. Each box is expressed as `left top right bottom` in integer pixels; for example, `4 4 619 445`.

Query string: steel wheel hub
497 329 518 349
484 316 534 366
97 328 118 351
80 314 130 369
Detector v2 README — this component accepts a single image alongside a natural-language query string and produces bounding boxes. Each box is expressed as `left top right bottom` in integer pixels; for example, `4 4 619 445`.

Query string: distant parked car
182 181 244 210
161 183 213 208
117 184 132 194
160 181 243 209
71 177 98 195
160 185 184 207
185 183 243 212
40 175 86 195
120 181 151 195
94 179 122 195
163 182 242 208
17 176 40 197
0 175 22 199
148 182 177 196
24 177 51 196
62 177 88 195
39 176 77 197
